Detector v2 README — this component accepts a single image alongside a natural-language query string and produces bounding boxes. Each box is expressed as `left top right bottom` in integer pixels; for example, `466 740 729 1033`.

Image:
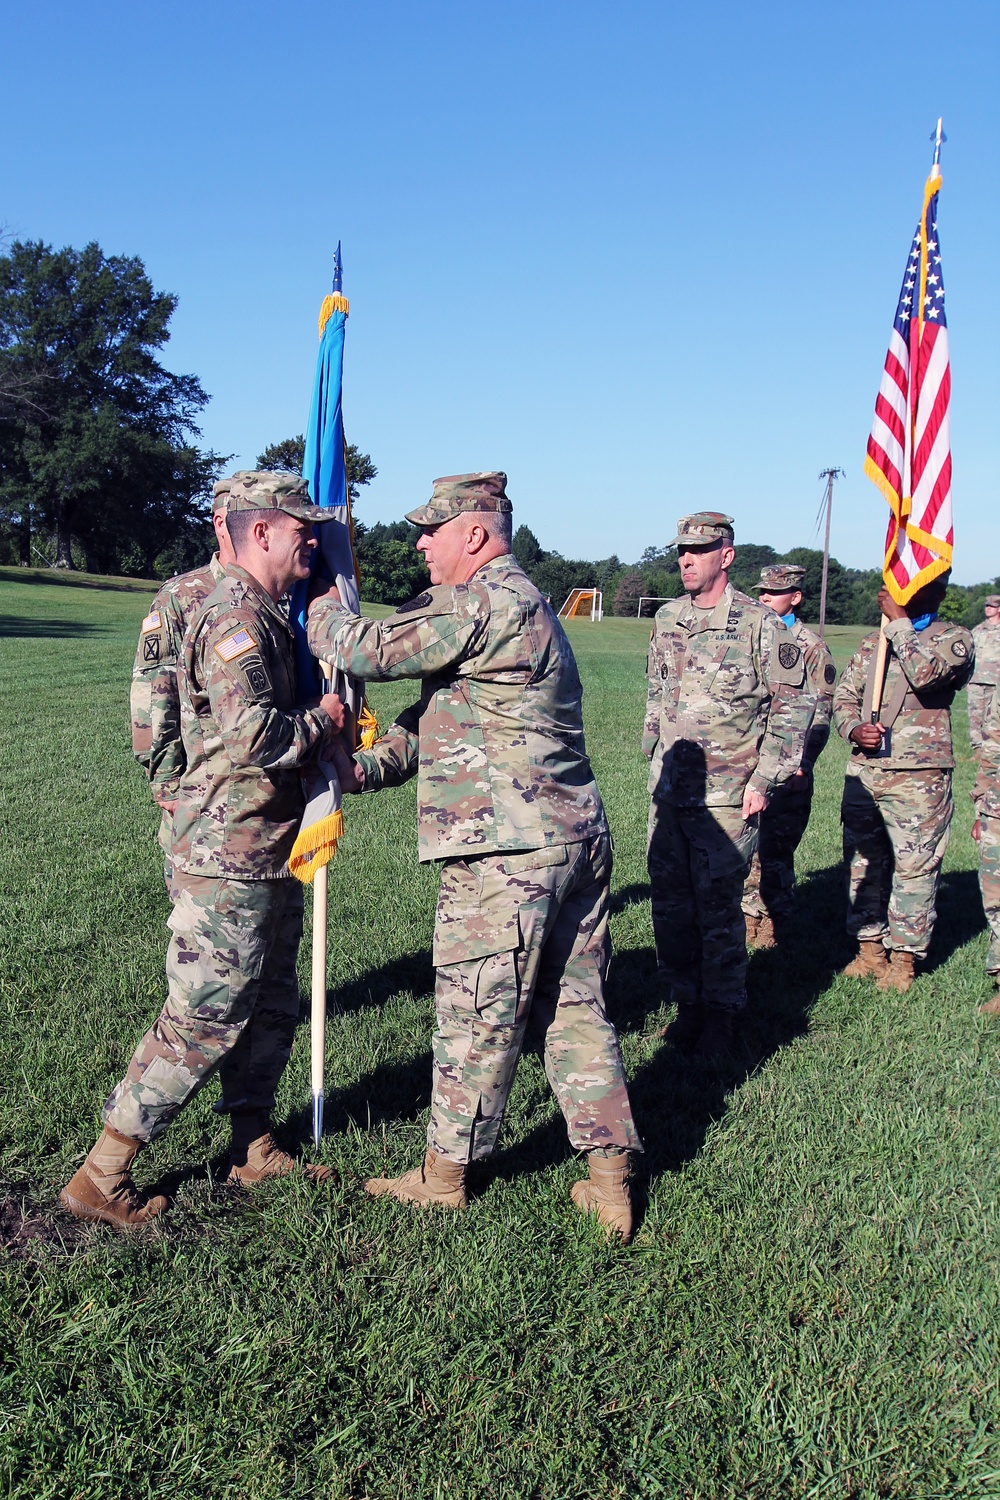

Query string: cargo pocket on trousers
167 893 270 1025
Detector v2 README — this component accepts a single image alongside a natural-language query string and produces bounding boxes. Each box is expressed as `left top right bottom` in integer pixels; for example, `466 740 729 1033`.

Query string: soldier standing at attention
971 684 1000 1013
968 594 1000 752
61 473 345 1229
833 576 974 993
308 472 642 1241
741 564 836 948
643 515 811 1057
130 473 246 876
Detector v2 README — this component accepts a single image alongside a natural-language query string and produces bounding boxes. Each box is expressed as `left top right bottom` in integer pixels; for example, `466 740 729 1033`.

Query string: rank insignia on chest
215 628 258 662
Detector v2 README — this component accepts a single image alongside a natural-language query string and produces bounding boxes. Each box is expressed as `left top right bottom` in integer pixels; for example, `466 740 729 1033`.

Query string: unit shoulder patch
778 641 801 670
215 628 258 663
824 662 837 685
240 653 272 699
951 640 968 659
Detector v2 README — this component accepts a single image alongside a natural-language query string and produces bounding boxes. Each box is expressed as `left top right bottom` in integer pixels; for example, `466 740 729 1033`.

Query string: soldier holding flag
838 127 974 993
61 473 344 1229
308 472 642 1241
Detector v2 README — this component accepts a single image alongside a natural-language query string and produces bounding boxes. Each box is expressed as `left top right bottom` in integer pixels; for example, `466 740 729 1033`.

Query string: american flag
864 168 951 604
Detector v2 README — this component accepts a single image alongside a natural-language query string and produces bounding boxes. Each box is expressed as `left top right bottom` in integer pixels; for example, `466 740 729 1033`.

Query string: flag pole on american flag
864 119 951 719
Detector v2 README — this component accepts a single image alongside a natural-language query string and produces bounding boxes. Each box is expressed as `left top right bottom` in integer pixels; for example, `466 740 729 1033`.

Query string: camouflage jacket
643 584 812 808
971 620 1000 687
789 618 836 773
972 685 1000 818
173 565 333 879
130 555 225 809
307 554 607 862
833 616 974 771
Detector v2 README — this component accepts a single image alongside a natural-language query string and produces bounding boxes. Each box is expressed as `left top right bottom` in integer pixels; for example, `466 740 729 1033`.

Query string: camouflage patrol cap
405 471 512 527
211 470 254 513
225 470 334 523
755 564 806 593
985 594 1000 608
669 512 735 548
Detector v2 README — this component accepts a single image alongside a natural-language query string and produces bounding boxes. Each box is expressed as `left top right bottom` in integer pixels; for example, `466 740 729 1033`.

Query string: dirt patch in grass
0 1194 83 1259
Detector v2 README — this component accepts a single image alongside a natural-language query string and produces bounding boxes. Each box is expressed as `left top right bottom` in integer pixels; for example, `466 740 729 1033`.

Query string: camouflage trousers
742 771 813 920
104 873 304 1143
428 832 641 1164
647 799 758 1013
967 683 992 753
978 814 1000 975
841 765 953 958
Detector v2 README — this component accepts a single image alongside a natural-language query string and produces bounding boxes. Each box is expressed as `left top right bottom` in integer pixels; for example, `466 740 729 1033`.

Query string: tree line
1 238 994 626
506 527 998 628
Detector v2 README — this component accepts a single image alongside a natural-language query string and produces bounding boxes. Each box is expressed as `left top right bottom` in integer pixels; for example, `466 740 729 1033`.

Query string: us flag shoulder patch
215 628 258 662
141 610 161 633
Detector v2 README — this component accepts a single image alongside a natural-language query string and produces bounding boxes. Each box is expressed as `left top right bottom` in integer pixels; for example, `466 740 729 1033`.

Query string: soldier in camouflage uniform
644 515 812 1056
833 577 974 993
972 683 1000 1012
61 473 346 1230
307 472 642 1240
130 475 247 877
741 565 836 948
968 595 1000 752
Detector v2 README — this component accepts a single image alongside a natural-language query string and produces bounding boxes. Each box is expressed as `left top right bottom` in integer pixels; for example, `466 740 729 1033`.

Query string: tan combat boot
841 940 890 982
60 1126 167 1229
227 1113 335 1186
878 951 916 993
364 1151 468 1209
570 1150 635 1243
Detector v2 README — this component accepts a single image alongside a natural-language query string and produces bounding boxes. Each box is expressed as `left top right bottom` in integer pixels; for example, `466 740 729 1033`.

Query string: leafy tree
780 546 854 626
0 240 222 572
354 520 429 605
531 555 597 607
614 569 645 616
512 524 543 570
728 543 779 596
254 436 377 505
938 584 969 622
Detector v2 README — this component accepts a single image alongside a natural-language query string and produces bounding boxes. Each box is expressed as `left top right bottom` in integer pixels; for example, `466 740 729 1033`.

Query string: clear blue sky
4 1 997 581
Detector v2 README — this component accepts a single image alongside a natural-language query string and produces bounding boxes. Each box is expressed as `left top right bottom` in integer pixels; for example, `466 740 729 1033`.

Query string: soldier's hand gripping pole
869 615 891 725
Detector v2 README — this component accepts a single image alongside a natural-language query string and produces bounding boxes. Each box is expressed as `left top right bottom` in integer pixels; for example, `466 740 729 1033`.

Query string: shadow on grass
322 949 435 1017
489 862 851 1186
0 615 106 638
0 565 157 593
280 862 986 1185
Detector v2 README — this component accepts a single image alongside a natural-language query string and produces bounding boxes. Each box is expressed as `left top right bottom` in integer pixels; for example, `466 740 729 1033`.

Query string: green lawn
1 575 997 1499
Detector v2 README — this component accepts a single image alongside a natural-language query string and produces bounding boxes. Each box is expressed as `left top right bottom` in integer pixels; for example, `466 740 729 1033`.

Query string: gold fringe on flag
318 293 350 336
288 807 345 884
358 703 380 750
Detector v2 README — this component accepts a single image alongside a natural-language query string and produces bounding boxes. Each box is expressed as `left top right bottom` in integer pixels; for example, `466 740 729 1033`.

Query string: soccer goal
558 588 604 622
636 596 672 617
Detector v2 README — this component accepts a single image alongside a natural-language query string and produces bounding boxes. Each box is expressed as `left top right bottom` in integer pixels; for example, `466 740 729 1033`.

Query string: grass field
1 567 998 1499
